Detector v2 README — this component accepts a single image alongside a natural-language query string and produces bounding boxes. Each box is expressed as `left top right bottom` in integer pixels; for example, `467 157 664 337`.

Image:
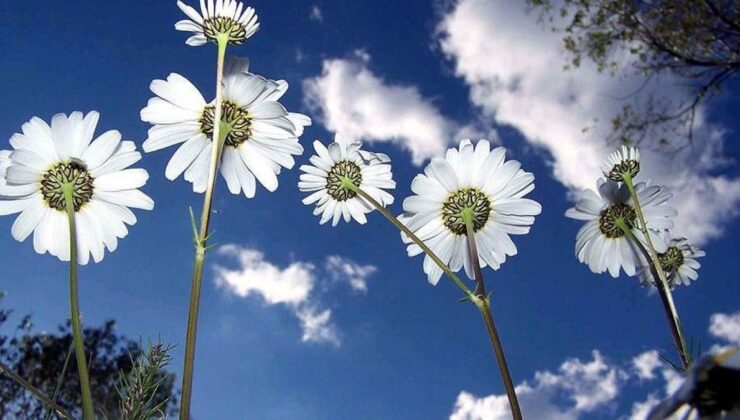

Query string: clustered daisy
299 140 395 226
0 112 153 265
639 232 705 288
176 0 260 46
399 139 541 285
565 178 674 277
140 57 310 196
566 145 705 286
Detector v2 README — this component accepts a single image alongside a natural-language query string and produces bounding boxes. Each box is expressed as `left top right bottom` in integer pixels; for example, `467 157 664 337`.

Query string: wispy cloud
325 255 377 293
309 5 323 23
213 245 377 346
303 51 492 165
296 306 338 346
436 0 740 244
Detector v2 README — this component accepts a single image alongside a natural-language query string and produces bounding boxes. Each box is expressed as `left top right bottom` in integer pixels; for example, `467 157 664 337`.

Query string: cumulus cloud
325 255 377 293
632 350 662 380
436 0 740 244
451 351 626 420
214 245 376 346
303 51 489 164
451 312 739 419
709 311 740 346
215 245 314 305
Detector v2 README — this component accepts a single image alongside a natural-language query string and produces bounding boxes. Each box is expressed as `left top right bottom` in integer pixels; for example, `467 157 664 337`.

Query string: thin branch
0 360 72 419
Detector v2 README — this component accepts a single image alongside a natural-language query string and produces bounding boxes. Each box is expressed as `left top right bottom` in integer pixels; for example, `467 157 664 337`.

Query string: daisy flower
298 140 395 226
565 178 676 278
0 112 153 265
140 57 310 197
602 145 640 182
176 0 260 46
639 233 705 288
399 139 541 286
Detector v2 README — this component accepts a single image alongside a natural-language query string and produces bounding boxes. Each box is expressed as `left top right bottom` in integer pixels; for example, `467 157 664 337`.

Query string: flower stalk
180 34 229 420
346 182 521 418
343 180 474 297
62 184 95 420
462 210 523 420
620 174 691 369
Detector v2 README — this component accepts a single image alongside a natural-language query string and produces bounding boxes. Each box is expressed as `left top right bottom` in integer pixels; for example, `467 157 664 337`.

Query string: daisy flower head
140 57 311 197
0 112 154 265
400 139 542 286
176 0 259 46
565 178 677 278
298 140 395 226
602 145 640 182
639 233 705 288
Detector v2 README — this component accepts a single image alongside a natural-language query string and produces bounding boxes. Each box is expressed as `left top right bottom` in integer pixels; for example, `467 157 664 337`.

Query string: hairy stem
179 35 229 420
62 184 94 420
621 175 691 369
463 211 522 420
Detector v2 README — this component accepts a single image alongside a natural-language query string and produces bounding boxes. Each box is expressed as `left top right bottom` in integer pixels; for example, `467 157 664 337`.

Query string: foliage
528 0 740 146
0 295 176 419
117 342 176 420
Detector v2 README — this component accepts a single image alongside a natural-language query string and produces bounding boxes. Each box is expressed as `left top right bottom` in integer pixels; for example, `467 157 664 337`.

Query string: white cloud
451 386 576 420
303 51 485 164
215 245 314 305
450 311 740 419
632 350 662 380
451 351 626 420
436 0 740 244
709 311 740 346
214 245 378 346
325 255 377 293
309 5 323 23
296 306 339 345
625 359 690 420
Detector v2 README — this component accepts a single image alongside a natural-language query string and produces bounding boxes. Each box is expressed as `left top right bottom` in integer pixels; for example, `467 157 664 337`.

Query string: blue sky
1 1 739 419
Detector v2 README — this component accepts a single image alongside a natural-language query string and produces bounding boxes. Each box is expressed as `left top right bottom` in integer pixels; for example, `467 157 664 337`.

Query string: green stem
179 35 229 420
346 184 518 417
62 184 94 420
346 183 474 297
462 212 522 420
0 360 73 419
620 175 691 369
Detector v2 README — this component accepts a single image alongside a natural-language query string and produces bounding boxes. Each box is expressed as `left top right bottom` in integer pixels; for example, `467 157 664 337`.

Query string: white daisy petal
299 140 395 226
0 114 152 264
567 178 676 279
141 65 307 197
401 140 539 285
82 130 121 170
176 0 260 47
638 233 704 288
95 169 149 192
11 197 45 241
165 137 209 181
177 1 205 24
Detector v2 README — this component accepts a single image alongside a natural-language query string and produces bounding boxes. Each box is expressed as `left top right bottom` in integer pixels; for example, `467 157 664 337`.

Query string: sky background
1 1 739 419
